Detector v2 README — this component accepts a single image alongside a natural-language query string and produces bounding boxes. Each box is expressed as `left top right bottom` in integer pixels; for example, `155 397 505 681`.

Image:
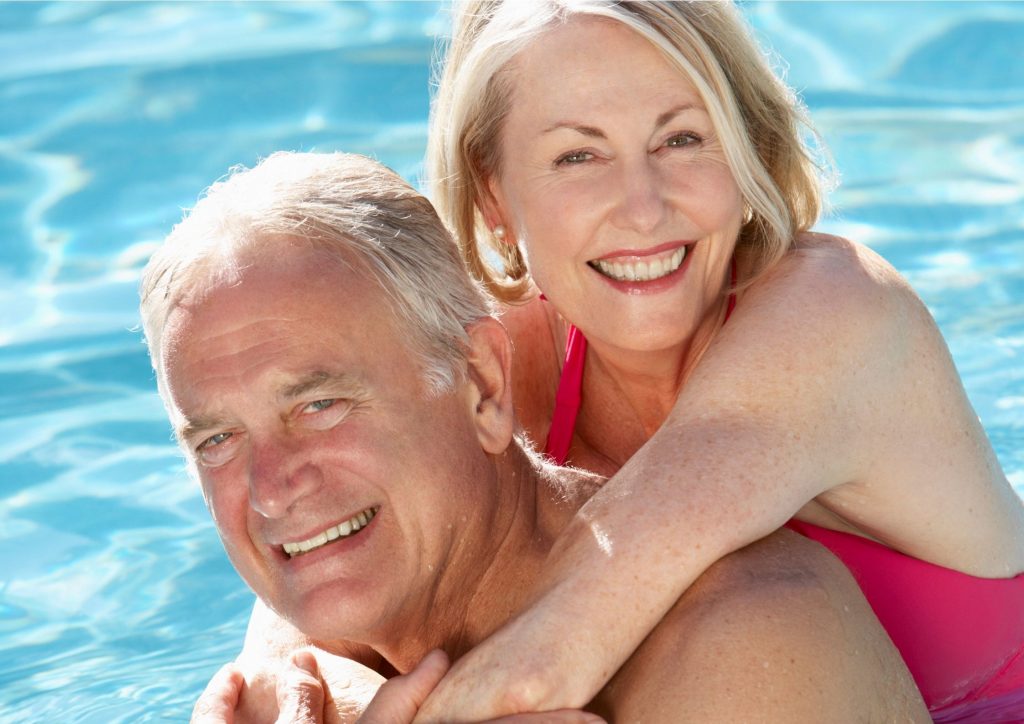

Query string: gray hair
140 151 494 395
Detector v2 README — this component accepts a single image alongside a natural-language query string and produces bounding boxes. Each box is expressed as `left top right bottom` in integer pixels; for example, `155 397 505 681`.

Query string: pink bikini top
540 269 1024 719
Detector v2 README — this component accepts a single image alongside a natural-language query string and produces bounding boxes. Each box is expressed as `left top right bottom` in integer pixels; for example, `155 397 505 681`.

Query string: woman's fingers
275 651 326 724
359 649 450 723
192 663 245 724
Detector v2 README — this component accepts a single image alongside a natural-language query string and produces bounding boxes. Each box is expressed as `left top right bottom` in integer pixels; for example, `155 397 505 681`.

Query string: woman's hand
240 648 604 724
357 649 449 722
412 515 678 721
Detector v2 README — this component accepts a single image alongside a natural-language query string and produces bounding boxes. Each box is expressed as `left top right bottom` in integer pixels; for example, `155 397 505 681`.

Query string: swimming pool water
1 2 1022 721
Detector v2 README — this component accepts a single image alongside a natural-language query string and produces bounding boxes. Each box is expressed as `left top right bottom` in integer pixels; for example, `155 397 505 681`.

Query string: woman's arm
413 236 1024 719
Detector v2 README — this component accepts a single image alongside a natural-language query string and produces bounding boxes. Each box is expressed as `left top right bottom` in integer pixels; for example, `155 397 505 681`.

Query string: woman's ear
478 176 513 243
463 316 515 455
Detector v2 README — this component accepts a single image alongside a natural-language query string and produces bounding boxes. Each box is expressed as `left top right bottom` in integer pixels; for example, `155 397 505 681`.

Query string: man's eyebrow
178 415 229 445
279 370 364 401
541 104 700 138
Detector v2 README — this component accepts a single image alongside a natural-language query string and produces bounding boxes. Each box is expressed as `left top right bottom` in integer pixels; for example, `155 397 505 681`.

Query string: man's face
160 241 496 646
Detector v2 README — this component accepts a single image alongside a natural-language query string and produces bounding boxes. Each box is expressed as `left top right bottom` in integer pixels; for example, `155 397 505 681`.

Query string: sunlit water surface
1 2 1022 721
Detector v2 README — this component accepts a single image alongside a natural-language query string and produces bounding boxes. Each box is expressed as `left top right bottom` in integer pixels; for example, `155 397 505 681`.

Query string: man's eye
195 432 238 467
298 398 355 430
303 399 336 413
198 432 232 450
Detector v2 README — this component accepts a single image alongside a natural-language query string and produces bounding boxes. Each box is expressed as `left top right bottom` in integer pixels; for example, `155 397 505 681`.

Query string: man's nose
610 156 668 235
247 436 322 518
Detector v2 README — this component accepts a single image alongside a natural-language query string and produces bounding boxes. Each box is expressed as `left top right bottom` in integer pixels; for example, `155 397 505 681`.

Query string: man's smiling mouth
282 506 379 558
588 245 688 282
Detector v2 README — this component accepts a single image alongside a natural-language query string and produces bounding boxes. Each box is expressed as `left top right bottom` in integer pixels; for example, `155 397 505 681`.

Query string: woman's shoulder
746 232 923 333
726 231 948 404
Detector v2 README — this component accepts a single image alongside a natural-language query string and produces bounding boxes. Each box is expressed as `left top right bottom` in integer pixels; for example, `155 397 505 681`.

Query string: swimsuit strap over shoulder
544 260 737 465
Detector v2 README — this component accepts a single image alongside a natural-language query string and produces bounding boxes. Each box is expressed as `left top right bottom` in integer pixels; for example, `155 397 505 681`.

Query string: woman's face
488 16 744 356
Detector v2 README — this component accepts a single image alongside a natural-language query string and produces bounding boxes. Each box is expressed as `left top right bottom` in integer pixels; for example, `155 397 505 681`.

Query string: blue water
0 2 1021 721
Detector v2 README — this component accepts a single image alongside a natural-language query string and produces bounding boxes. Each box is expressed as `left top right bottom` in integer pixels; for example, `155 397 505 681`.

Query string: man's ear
464 316 515 455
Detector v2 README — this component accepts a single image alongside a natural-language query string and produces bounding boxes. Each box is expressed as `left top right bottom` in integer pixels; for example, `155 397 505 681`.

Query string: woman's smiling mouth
588 244 689 282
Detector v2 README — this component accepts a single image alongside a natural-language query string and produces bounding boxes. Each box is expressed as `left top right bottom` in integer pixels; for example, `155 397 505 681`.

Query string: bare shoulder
707 232 1022 573
498 294 565 448
700 232 932 405
743 232 923 335
591 530 928 722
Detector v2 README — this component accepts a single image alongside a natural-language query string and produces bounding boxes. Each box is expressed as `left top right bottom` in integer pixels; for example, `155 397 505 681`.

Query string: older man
142 152 925 722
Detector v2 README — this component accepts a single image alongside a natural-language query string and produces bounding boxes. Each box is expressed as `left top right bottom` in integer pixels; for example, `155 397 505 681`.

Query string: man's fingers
360 649 450 723
276 651 326 724
192 663 245 724
488 711 606 724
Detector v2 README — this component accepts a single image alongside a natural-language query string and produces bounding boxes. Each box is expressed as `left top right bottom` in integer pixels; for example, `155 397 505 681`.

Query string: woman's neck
573 294 731 468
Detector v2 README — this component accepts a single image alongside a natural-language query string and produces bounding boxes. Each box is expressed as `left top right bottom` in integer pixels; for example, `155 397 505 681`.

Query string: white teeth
592 246 687 282
282 506 378 558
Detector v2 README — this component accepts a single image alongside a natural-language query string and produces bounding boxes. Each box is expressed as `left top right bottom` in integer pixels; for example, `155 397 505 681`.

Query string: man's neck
371 443 602 672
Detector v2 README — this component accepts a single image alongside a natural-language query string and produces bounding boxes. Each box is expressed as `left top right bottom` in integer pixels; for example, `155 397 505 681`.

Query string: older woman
413 0 1024 720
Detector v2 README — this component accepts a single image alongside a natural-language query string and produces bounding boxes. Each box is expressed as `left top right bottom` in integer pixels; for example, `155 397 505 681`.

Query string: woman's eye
664 132 702 149
555 150 593 166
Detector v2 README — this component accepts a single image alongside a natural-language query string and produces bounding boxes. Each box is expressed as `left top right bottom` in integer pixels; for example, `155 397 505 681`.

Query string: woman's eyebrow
654 103 700 128
541 121 605 138
541 104 701 137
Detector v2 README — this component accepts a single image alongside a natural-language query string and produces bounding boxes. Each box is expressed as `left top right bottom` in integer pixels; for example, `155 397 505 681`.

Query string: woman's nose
610 156 668 235
247 436 323 519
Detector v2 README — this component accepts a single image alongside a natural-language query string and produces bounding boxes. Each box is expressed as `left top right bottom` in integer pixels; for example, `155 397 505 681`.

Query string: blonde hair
140 151 493 396
427 0 827 303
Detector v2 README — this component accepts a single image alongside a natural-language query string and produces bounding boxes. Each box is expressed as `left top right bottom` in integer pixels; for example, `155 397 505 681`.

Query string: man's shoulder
590 529 928 721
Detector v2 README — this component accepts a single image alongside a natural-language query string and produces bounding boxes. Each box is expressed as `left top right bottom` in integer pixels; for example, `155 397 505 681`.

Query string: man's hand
195 647 604 724
192 662 247 724
192 647 385 724
192 652 326 724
